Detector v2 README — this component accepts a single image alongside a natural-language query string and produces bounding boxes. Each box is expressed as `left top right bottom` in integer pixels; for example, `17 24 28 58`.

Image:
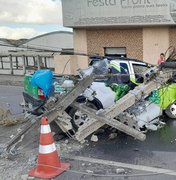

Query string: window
120 63 129 74
104 47 126 57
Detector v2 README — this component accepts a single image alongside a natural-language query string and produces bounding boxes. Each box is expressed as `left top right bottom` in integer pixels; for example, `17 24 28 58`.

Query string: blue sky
0 0 72 39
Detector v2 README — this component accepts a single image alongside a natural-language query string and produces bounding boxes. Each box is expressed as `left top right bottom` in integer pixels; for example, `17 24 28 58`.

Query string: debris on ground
86 169 94 173
115 168 126 174
90 134 98 142
134 148 140 151
82 163 86 166
20 174 29 180
65 139 69 144
59 139 84 155
0 106 24 126
108 132 118 140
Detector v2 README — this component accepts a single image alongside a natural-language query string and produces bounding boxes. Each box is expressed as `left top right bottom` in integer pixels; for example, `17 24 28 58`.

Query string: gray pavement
0 85 24 114
0 74 24 86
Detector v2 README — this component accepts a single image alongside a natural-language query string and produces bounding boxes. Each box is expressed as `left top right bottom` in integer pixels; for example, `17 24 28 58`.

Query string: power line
1 43 176 69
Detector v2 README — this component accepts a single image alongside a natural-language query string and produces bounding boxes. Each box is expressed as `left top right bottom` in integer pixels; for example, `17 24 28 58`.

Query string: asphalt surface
78 121 176 169
0 84 176 180
0 85 24 114
0 74 24 87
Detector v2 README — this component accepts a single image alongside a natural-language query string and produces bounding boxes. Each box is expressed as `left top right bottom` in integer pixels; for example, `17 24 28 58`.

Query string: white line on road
63 155 176 176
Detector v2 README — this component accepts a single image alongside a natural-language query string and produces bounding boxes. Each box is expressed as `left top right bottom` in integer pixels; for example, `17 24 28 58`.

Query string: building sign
62 0 176 27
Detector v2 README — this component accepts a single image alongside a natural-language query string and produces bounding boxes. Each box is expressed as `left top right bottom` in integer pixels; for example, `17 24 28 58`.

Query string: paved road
0 75 23 86
0 85 24 114
1 85 176 180
78 121 176 169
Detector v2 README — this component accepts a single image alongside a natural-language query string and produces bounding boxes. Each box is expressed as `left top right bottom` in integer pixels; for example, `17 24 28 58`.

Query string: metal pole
33 57 35 66
9 55 13 75
22 55 26 75
15 56 18 69
44 57 47 68
0 57 3 69
26 56 29 66
37 55 41 70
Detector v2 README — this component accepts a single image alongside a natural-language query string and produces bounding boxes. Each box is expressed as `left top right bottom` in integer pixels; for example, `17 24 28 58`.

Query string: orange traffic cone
28 117 70 179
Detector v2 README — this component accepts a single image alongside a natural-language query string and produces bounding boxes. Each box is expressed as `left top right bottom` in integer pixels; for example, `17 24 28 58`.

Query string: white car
69 57 163 132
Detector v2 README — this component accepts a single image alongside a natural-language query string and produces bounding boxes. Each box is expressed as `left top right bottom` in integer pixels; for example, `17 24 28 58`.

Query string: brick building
58 0 176 74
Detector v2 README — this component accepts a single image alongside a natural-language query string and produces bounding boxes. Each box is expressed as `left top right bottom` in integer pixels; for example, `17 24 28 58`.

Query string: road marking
63 155 176 176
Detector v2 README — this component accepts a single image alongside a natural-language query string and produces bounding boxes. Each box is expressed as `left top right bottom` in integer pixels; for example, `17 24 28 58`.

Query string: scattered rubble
108 132 118 140
58 139 84 155
82 163 86 166
115 168 126 174
65 139 69 144
86 170 94 174
21 174 28 180
134 148 140 151
90 134 98 142
0 106 24 126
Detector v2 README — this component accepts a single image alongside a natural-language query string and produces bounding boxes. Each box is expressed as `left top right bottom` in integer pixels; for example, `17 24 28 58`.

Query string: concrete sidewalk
0 75 24 86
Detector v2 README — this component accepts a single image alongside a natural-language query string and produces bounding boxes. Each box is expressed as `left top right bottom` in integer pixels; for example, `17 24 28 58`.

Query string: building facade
0 31 73 75
62 0 176 64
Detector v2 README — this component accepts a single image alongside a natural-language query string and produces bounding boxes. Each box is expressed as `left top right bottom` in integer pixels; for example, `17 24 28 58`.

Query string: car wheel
69 100 101 130
165 101 176 119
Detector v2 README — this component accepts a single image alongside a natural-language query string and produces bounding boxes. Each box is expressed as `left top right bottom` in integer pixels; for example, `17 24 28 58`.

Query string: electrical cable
32 163 173 178
61 59 71 75
165 46 176 61
0 42 155 66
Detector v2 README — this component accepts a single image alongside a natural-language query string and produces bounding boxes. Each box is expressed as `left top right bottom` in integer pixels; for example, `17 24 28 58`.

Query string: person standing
157 53 165 65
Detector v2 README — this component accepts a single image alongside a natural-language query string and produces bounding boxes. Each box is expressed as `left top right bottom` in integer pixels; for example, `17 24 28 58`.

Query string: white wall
143 27 169 65
54 54 88 75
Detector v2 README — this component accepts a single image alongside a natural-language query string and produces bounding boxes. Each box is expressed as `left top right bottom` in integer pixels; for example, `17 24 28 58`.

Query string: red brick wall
86 28 143 60
169 27 176 48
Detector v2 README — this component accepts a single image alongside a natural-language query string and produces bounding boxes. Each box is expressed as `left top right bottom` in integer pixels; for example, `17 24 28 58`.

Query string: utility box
24 74 38 99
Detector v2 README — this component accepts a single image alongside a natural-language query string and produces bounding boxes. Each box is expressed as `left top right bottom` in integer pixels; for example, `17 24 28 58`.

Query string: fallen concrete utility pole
72 102 146 141
73 69 175 142
1 75 94 155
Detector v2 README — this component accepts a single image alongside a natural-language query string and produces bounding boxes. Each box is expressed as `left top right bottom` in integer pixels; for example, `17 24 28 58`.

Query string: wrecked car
22 57 176 139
